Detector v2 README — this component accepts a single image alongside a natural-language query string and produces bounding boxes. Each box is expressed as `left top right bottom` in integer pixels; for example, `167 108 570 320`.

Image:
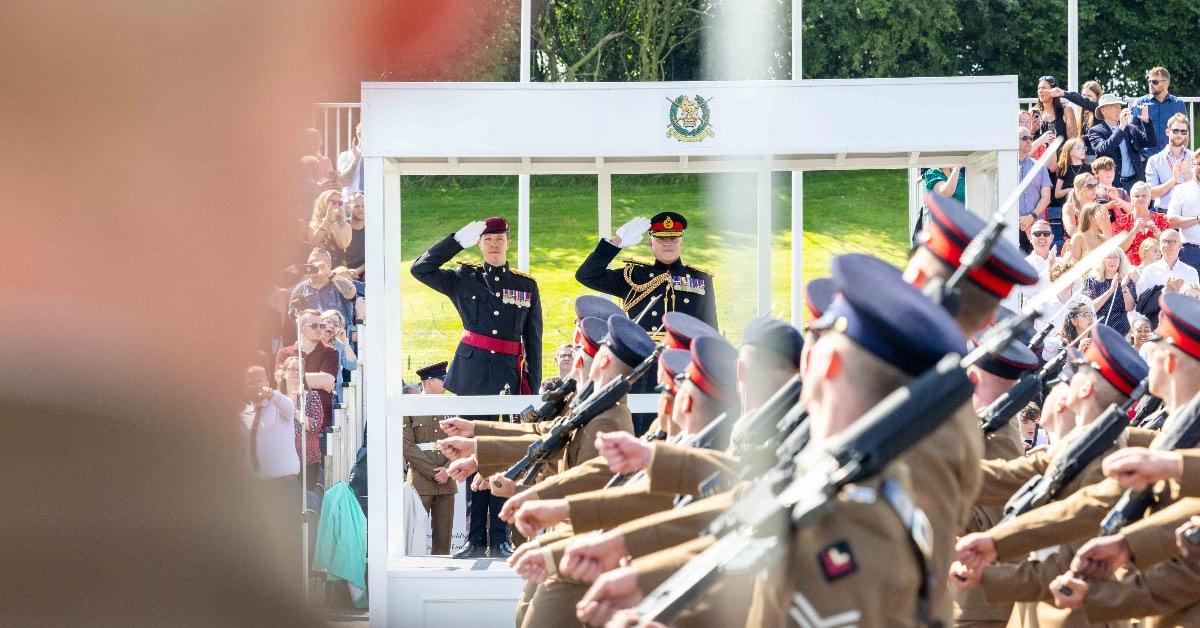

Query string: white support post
1067 0 1078 91
790 171 804 326
789 0 804 326
908 168 922 245
996 150 1020 243
597 164 612 239
520 0 531 83
756 165 772 316
518 170 531 272
364 156 396 627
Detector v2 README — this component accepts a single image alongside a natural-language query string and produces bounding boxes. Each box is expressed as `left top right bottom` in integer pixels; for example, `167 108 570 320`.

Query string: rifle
1142 408 1169 431
978 343 1071 435
1027 321 1055 356
726 375 804 460
514 378 577 423
1000 381 1148 523
501 346 663 486
1131 395 1165 427
1100 391 1200 534
632 353 975 626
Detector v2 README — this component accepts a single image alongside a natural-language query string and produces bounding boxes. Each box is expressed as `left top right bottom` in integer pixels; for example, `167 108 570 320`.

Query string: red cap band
685 360 726 402
1083 336 1136 396
921 225 1014 298
1158 312 1200 361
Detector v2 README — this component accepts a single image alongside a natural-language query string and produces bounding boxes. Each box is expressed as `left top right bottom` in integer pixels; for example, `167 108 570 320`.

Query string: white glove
454 220 488 248
614 216 652 249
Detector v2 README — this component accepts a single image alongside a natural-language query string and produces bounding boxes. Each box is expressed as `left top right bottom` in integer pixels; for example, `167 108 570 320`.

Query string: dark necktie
249 403 263 472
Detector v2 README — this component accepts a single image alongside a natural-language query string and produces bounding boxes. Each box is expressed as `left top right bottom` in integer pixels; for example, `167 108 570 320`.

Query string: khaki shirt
402 415 456 496
474 397 633 477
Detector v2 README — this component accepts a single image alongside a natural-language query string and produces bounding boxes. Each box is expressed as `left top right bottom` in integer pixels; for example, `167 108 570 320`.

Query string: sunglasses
1162 239 1182 245
304 322 326 330
1170 129 1190 135
1019 136 1032 141
1149 79 1164 85
1032 231 1052 237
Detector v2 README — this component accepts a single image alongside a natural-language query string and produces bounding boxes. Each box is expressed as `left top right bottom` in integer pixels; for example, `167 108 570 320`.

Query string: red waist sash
459 330 530 393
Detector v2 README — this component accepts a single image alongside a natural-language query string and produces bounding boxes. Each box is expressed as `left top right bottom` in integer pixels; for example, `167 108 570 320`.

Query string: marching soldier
401 361 456 555
576 211 717 435
411 215 542 559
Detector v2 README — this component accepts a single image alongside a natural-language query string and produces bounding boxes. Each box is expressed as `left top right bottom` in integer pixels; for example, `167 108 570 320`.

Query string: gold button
494 310 500 316
492 329 498 335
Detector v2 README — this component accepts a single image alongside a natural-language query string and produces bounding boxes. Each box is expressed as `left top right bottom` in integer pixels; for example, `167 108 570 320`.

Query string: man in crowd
1168 152 1200 269
1089 93 1157 193
554 343 575 379
337 122 363 198
1146 113 1192 212
1019 219 1056 330
289 247 358 327
1018 128 1053 252
1134 67 1188 163
343 193 366 280
273 308 339 436
402 361 457 555
1135 229 1200 297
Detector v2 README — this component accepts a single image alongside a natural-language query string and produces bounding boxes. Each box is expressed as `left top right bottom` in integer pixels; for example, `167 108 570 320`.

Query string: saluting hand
1070 535 1131 580
1102 447 1181 490
560 529 629 583
595 432 652 474
446 457 478 482
1048 572 1088 609
576 567 644 627
439 417 475 437
956 533 998 570
454 220 488 248
437 435 475 460
514 499 570 538
612 216 652 249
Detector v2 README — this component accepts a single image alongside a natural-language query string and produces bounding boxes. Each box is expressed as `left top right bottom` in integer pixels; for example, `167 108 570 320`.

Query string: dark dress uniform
411 221 543 558
411 233 542 396
575 212 714 434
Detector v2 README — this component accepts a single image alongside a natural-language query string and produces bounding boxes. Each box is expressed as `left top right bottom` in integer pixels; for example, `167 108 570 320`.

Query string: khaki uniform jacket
403 415 456 496
474 397 633 477
521 416 666 500
955 419 1025 623
646 442 739 496
1082 558 1200 628
746 468 926 628
900 400 984 623
1182 449 1200 495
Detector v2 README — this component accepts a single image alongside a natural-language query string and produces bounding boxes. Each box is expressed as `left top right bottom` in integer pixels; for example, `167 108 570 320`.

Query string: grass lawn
397 170 911 381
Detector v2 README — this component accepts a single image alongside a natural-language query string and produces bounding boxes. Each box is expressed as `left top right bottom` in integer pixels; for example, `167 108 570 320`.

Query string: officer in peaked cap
402 361 457 555
411 215 543 397
574 294 626 323
575 211 718 333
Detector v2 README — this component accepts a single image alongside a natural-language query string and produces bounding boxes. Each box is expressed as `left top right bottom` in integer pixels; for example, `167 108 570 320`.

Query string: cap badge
663 216 674 229
666 95 715 143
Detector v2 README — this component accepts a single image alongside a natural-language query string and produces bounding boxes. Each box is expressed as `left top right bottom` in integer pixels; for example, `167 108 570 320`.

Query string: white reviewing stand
361 74 1018 626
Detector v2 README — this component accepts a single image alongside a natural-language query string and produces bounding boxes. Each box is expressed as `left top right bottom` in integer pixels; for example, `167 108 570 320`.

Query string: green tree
800 0 961 80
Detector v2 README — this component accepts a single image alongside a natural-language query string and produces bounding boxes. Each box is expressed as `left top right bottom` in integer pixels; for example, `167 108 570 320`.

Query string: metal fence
313 103 361 164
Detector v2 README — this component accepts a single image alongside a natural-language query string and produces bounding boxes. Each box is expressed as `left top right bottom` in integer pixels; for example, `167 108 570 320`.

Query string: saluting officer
411 216 542 396
576 211 717 333
401 361 456 555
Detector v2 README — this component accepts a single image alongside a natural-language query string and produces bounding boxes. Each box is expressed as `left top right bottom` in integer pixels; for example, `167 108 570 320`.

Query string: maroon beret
482 216 509 235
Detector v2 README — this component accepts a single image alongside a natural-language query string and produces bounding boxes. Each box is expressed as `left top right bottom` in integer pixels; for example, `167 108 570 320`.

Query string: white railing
313 103 361 164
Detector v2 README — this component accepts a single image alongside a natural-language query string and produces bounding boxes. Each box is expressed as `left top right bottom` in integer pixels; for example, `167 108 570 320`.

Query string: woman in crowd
307 189 351 259
1111 181 1168 266
1062 172 1099 239
923 166 964 203
1083 249 1137 336
1069 202 1111 261
1018 402 1048 453
1091 156 1132 216
279 356 324 496
1052 140 1091 250
320 309 358 406
1131 237 1161 285
1034 76 1078 151
1077 81 1104 160
1042 301 1094 362
1128 314 1154 361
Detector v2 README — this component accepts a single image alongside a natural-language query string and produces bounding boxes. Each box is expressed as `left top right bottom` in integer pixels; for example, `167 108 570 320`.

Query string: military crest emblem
666 95 714 143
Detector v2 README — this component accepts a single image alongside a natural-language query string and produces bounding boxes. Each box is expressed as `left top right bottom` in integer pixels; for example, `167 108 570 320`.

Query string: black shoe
452 542 488 559
491 542 515 558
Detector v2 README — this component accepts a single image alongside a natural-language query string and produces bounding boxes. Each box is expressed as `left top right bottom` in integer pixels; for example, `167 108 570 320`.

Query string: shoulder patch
684 263 711 276
816 540 857 582
510 268 536 281
622 257 650 267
